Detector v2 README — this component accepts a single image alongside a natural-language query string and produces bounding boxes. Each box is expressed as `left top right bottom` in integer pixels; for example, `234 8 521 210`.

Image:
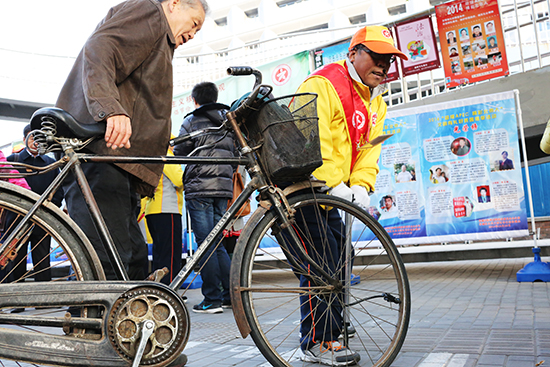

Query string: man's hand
329 182 353 202
105 115 132 150
351 185 370 208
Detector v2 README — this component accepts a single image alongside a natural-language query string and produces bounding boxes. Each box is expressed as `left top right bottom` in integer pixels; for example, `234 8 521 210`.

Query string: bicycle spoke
238 192 410 367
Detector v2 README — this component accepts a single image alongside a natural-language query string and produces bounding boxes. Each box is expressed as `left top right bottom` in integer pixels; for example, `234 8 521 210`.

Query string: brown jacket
56 0 176 196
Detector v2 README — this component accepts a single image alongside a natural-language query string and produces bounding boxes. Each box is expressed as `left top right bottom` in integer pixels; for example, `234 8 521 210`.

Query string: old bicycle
0 67 410 367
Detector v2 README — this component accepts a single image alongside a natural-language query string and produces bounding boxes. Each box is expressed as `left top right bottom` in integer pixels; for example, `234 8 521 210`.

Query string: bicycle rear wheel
0 182 104 364
238 192 410 367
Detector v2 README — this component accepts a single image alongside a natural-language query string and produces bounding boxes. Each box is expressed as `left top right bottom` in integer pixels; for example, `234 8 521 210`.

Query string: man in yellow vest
295 25 407 365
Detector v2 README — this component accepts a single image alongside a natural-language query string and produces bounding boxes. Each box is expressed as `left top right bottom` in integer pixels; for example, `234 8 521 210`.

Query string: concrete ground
181 256 550 367
2 255 549 366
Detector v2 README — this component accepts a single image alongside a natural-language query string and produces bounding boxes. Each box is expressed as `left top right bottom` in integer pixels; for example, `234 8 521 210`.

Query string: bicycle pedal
146 267 169 282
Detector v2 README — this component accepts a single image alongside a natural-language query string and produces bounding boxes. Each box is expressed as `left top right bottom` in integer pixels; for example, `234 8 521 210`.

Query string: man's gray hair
183 0 210 14
158 0 210 14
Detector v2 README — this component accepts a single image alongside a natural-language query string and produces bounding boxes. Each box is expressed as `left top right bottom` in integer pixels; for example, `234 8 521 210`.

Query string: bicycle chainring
107 286 189 366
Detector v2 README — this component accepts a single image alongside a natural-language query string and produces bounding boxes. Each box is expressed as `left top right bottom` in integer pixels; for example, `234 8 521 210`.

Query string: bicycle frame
1 146 340 293
0 67 411 367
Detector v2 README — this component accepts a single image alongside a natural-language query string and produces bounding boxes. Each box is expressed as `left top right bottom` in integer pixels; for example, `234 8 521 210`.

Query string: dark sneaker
222 299 232 309
192 301 223 314
338 323 356 339
301 341 360 366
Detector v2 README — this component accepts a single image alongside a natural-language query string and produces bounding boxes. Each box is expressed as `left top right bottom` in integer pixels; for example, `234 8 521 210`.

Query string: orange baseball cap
349 25 408 60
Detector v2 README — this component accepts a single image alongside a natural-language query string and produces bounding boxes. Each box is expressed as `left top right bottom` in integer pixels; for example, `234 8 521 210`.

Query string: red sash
310 62 371 168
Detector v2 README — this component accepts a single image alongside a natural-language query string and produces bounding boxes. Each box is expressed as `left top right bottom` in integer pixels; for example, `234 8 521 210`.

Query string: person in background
141 146 184 285
472 25 483 38
6 125 64 288
447 31 456 44
478 187 491 203
0 150 30 191
433 167 446 184
173 81 235 314
55 0 208 284
382 195 396 212
0 149 32 287
499 151 514 170
293 25 408 365
449 47 459 58
396 164 412 183
456 138 469 156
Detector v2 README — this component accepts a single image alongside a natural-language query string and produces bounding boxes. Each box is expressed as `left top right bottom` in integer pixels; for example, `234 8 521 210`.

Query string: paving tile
3 257 549 367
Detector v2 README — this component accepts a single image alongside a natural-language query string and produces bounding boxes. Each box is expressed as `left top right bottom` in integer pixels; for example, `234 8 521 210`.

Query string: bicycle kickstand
131 320 155 367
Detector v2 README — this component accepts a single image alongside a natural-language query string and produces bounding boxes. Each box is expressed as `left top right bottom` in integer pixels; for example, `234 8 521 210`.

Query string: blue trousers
290 205 345 351
186 197 231 304
147 213 183 285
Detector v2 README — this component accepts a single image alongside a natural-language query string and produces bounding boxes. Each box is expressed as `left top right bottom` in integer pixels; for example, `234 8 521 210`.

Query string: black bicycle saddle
30 107 106 139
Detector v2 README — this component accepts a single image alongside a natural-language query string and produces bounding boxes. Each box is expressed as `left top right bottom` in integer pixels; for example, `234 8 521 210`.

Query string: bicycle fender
229 179 326 339
230 204 268 339
0 181 105 280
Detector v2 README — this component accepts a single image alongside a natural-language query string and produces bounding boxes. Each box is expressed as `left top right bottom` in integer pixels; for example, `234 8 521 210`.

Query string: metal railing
172 0 550 106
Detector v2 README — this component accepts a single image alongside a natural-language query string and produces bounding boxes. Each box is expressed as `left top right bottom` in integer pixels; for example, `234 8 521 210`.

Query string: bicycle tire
0 182 104 365
238 192 410 367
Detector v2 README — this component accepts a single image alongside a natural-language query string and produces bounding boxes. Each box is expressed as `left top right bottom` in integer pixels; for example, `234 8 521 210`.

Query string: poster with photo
435 0 509 88
394 15 441 77
360 91 528 246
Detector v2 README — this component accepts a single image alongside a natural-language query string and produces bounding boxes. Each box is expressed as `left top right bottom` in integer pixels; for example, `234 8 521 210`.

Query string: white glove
329 182 353 202
351 185 370 208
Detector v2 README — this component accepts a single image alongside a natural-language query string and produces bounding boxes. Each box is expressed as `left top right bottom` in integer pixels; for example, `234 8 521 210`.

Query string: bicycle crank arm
0 281 189 367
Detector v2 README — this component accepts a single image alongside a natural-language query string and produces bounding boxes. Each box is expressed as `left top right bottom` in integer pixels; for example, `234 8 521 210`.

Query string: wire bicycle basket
243 93 322 184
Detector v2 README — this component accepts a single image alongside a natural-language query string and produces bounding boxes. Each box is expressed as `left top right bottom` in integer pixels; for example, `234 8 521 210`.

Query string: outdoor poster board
358 91 528 246
435 0 509 88
394 15 441 77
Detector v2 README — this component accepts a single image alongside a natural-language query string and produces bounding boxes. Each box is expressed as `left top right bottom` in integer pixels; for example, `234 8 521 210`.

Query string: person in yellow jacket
141 147 184 285
294 25 408 366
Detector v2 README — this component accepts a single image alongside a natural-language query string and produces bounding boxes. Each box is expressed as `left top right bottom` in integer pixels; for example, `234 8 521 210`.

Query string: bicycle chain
107 286 189 366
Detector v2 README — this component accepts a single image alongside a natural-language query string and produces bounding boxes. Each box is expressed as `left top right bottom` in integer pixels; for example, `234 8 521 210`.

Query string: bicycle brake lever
131 320 155 367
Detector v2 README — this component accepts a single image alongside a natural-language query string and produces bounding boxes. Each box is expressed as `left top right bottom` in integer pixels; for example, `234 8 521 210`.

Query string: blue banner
367 91 529 245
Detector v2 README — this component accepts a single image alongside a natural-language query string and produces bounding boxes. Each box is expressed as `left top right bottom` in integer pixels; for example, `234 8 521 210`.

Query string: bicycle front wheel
238 192 410 367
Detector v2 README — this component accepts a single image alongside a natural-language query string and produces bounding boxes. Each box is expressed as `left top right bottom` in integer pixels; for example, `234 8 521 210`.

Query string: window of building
215 17 227 27
294 23 329 33
349 14 366 25
388 4 406 16
187 56 199 64
245 8 259 18
276 0 307 8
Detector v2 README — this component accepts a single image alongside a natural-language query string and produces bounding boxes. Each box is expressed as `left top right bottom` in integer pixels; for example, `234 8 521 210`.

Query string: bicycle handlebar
227 66 262 87
169 131 197 146
170 67 270 147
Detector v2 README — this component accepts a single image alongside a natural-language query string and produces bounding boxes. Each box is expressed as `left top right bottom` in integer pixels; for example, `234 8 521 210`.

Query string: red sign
394 15 441 77
435 0 509 88
272 64 292 86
